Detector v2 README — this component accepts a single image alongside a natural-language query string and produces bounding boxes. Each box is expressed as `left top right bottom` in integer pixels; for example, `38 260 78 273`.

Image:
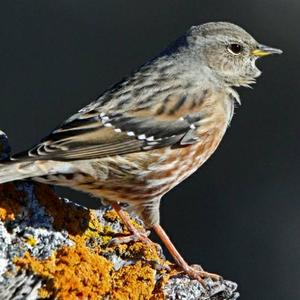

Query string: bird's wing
12 92 206 161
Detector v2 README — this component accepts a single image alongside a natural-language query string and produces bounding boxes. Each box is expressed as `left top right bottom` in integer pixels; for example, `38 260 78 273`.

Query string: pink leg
152 224 221 283
111 203 221 283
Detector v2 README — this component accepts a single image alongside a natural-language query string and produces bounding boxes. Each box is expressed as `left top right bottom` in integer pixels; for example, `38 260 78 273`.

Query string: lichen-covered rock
164 277 239 300
0 131 239 299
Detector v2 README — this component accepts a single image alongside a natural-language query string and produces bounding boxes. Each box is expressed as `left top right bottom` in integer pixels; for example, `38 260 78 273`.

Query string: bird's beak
251 44 283 57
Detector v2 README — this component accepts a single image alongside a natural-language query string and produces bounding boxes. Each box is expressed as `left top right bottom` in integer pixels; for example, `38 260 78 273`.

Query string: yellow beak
252 44 283 57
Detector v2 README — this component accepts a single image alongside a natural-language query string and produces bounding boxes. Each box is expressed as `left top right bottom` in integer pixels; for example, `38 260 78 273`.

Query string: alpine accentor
0 22 282 282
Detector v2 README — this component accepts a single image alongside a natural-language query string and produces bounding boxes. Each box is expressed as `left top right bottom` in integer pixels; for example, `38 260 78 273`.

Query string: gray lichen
0 181 72 289
164 276 239 300
0 271 42 300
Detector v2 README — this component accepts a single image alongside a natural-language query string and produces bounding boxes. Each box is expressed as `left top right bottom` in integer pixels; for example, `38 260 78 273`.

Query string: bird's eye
227 43 243 55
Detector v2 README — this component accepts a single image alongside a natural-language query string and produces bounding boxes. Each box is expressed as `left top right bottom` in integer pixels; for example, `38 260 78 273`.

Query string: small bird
0 22 281 282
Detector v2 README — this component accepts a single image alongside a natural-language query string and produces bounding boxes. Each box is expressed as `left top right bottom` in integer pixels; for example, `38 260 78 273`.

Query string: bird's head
184 22 282 87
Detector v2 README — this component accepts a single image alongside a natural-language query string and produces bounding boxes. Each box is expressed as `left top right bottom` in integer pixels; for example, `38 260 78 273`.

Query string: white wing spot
101 116 110 122
127 131 135 136
138 134 146 140
143 145 152 150
146 141 159 146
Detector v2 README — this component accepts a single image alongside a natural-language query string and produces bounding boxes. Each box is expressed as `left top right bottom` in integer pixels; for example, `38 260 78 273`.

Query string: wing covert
12 91 207 161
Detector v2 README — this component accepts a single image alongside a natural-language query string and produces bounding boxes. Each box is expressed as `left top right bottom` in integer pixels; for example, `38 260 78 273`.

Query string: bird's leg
110 203 220 283
109 203 152 245
152 224 221 283
110 203 170 272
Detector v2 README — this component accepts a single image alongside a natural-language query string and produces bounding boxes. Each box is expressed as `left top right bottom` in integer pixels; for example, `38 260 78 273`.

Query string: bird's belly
91 127 226 204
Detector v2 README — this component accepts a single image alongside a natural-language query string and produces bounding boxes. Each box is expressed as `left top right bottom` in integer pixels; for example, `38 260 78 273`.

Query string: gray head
171 22 282 87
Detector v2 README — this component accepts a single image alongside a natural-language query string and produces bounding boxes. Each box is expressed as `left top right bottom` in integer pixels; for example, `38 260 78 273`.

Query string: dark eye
227 43 243 55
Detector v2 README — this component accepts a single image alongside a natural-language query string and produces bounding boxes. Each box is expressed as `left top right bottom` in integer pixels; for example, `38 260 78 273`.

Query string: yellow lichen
103 209 144 234
25 235 37 247
80 212 105 240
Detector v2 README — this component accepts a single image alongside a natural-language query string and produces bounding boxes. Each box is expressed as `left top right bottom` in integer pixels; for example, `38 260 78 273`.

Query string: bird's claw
108 230 151 246
179 264 222 284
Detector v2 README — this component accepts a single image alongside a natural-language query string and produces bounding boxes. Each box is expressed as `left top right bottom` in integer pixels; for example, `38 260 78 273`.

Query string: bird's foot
109 228 151 245
179 264 221 284
110 202 152 245
109 203 164 256
152 224 221 286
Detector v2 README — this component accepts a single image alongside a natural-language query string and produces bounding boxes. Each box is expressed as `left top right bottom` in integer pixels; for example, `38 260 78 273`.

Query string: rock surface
0 131 239 299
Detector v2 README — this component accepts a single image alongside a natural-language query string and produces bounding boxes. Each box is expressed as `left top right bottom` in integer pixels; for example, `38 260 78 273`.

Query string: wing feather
13 91 208 161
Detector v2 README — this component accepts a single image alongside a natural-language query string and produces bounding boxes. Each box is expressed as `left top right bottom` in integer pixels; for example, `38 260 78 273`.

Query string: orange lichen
111 261 156 299
103 209 120 222
0 183 23 221
15 245 113 299
34 183 91 235
117 241 167 266
14 240 171 299
129 242 161 261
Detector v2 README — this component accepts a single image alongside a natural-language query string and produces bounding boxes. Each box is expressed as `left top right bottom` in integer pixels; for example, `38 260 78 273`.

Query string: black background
0 1 299 299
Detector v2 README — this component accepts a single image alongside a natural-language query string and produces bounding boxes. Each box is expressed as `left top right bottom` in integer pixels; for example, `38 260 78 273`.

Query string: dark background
0 1 299 299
